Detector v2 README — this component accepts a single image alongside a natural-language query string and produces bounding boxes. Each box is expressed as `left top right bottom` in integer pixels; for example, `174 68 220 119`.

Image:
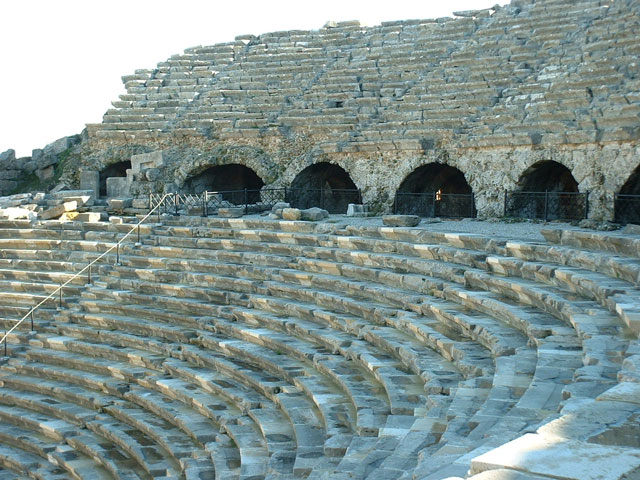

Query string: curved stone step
0 361 185 478
506 240 640 287
97 256 544 470
13 334 285 478
35 318 342 476
0 403 114 479
486 253 640 334
0 408 144 480
0 442 74 480
72 283 403 433
86 270 480 424
95 234 556 456
0 268 87 286
541 228 640 259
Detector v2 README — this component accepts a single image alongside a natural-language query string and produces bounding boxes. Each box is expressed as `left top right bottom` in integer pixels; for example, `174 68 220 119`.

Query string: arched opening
288 162 360 213
396 163 474 217
518 160 579 193
99 161 131 197
182 164 264 203
508 160 585 220
615 164 640 224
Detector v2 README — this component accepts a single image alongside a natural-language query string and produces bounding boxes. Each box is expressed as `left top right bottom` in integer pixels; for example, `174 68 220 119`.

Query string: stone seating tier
0 216 638 479
86 0 640 149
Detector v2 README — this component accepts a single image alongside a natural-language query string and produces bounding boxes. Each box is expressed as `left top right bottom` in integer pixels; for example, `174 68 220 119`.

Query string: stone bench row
34 320 344 477
76 234 516 466
102 227 604 478
80 270 512 476
107 236 568 394
2 331 299 479
1 218 636 480
137 224 625 377
108 240 589 389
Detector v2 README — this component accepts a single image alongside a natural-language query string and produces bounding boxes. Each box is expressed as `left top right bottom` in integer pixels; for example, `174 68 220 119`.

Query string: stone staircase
87 0 640 151
0 216 638 479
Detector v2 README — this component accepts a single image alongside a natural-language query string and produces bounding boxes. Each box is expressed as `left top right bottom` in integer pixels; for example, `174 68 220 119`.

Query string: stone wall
82 0 640 220
0 134 85 196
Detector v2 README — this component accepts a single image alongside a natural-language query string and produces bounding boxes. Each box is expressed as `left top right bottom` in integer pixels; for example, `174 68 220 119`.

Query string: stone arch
99 160 131 197
619 164 640 196
181 163 265 203
288 162 360 213
615 163 640 224
397 163 472 195
511 160 584 220
395 162 475 217
517 160 579 193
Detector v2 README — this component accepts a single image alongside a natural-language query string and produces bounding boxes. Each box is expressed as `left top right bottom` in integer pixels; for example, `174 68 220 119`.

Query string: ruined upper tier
87 0 640 151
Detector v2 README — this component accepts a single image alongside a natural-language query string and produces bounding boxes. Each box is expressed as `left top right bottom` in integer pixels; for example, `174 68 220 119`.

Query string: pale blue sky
0 0 509 157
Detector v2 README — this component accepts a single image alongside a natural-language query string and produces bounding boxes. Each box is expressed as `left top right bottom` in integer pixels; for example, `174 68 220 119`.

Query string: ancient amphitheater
1 0 640 479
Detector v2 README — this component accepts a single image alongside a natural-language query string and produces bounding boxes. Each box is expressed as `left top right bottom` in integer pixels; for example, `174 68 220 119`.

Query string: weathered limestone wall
0 134 85 196
82 0 640 220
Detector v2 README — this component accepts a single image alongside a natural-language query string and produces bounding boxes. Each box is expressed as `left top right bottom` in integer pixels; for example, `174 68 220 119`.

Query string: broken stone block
108 198 133 209
39 201 78 220
300 207 329 221
50 189 94 200
271 201 290 213
347 204 366 217
218 207 244 218
110 216 123 225
36 165 55 181
282 208 301 221
382 215 421 227
107 177 131 198
0 149 15 165
59 211 79 221
131 150 165 174
73 212 102 222
61 195 92 207
80 170 99 198
0 207 37 221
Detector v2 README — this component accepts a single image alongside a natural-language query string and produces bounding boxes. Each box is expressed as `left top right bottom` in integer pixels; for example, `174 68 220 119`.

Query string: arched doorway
508 160 585 220
395 163 475 217
288 162 360 213
615 165 640 224
518 160 579 193
99 161 131 197
182 164 264 203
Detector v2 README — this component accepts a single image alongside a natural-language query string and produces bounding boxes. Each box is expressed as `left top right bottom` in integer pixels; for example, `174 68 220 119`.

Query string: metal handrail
0 193 172 353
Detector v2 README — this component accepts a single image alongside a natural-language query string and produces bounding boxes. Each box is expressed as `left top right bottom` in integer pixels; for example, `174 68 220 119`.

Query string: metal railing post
116 243 120 265
0 193 173 356
432 192 437 218
137 224 141 245
544 190 549 221
203 192 208 218
470 194 475 218
88 264 92 285
174 193 179 216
